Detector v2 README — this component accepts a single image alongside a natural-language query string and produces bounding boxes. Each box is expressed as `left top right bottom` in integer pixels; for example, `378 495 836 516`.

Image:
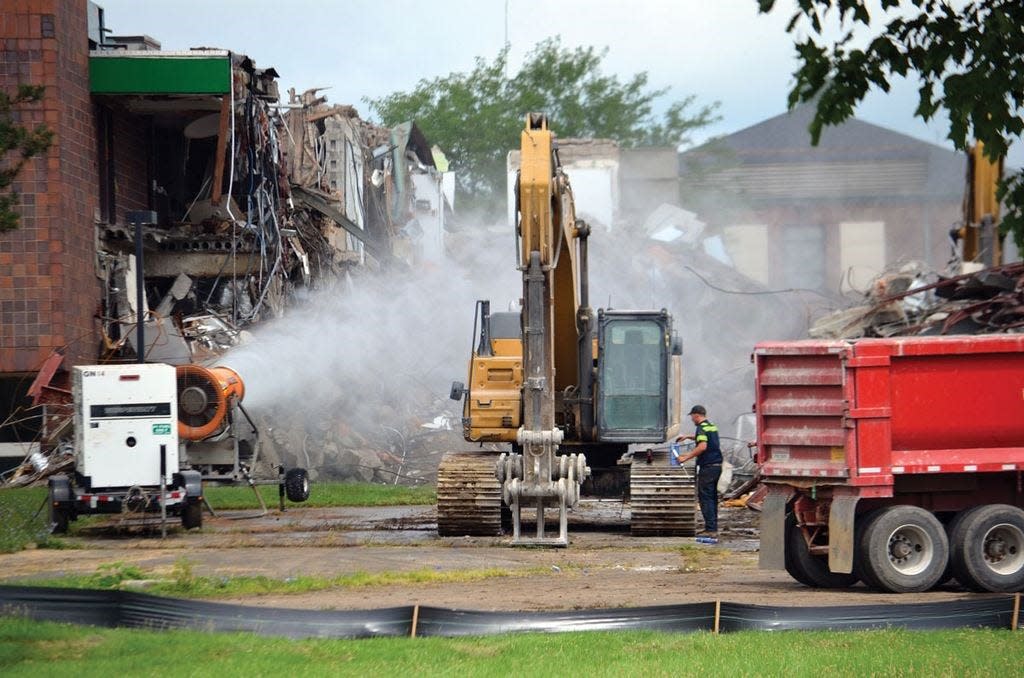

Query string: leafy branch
1 84 54 232
758 0 1024 250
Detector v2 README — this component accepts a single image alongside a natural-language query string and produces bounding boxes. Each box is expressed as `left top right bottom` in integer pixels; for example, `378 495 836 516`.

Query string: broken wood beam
291 185 392 263
211 94 232 206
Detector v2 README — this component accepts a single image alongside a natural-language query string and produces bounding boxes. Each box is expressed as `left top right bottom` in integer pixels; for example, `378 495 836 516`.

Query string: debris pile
254 391 464 486
809 260 1024 339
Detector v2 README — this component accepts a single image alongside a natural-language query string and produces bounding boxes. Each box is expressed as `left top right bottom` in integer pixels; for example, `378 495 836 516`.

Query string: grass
203 481 435 510
0 482 434 553
0 487 70 553
1 617 1022 676
19 558 555 598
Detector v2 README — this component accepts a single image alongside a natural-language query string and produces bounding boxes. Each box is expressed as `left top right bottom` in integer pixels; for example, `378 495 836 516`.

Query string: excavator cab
596 309 680 443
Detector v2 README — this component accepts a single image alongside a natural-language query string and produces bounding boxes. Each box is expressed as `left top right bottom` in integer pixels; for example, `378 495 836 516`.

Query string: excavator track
630 449 698 536
437 451 503 537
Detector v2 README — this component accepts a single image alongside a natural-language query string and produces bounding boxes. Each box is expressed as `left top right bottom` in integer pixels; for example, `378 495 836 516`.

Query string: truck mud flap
173 469 203 498
828 492 859 574
758 484 793 570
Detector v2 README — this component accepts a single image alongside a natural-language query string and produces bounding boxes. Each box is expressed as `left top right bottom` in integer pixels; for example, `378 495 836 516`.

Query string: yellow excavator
440 113 695 545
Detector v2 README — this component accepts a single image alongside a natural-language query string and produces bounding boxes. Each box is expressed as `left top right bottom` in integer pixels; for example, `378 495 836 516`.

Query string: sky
94 0 1021 166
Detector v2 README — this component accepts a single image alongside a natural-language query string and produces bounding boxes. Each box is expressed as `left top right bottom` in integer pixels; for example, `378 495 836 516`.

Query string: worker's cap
688 405 706 415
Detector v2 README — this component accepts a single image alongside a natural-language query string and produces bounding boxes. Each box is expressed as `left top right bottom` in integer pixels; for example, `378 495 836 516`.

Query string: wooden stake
411 603 420 638
713 599 721 635
1012 593 1020 631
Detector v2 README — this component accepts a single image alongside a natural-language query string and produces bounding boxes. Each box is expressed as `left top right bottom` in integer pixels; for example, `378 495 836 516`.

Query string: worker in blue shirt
675 405 722 541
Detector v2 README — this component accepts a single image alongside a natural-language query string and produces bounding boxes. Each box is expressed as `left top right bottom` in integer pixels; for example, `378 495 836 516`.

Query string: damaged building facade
0 1 453 469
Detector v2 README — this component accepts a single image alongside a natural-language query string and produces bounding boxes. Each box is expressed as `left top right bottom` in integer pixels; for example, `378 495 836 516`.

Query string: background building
679 105 966 294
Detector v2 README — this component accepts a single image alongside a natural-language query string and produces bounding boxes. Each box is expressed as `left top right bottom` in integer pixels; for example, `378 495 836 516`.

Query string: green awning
89 52 230 95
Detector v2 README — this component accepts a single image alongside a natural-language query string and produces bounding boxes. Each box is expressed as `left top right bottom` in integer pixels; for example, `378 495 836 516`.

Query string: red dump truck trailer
755 334 1024 593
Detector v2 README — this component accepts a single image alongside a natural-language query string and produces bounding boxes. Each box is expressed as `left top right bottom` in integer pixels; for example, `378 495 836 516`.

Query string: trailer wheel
47 475 72 535
859 506 948 593
48 505 70 535
949 504 1024 593
785 512 858 588
285 468 310 503
181 500 203 530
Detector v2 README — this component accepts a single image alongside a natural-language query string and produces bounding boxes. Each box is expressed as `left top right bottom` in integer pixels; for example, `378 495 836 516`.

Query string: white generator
73 364 180 488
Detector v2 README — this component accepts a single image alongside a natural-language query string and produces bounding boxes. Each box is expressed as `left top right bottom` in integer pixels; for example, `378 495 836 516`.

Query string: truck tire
784 512 816 586
932 512 967 589
285 468 310 503
181 500 203 530
858 505 948 593
949 504 1024 593
854 509 884 590
785 512 858 588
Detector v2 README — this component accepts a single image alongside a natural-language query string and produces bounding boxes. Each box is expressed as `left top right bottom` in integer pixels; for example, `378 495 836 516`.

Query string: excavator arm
953 142 1004 268
503 113 589 545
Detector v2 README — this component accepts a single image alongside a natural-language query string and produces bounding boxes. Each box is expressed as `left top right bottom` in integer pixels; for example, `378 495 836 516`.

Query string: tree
757 0 1024 251
1 84 54 232
369 37 719 215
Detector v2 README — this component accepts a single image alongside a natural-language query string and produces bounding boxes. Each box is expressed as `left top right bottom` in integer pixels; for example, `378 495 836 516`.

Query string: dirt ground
0 502 1004 612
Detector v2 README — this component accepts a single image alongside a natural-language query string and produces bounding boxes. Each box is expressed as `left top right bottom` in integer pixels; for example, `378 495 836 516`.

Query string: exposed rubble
809 260 1024 339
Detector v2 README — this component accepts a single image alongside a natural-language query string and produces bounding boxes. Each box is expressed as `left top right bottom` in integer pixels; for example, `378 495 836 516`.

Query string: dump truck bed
754 334 1024 491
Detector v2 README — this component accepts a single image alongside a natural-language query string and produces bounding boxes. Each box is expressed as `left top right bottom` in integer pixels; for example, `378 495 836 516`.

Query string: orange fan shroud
175 365 245 441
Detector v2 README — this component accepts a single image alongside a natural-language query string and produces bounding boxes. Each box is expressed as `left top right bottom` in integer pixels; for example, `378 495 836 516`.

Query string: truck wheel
949 504 1024 593
932 512 968 589
785 512 858 588
854 510 884 590
181 500 203 530
784 513 815 586
285 468 310 503
859 505 948 593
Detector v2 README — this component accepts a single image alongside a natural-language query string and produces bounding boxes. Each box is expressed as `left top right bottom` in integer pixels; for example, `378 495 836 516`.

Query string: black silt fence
0 586 1019 639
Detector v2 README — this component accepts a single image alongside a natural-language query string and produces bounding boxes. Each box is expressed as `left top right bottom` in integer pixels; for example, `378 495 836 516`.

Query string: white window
723 224 769 285
839 221 886 292
781 224 826 290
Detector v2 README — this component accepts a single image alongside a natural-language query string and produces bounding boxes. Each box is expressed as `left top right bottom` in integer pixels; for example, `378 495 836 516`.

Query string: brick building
2 2 97 375
679 105 966 294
